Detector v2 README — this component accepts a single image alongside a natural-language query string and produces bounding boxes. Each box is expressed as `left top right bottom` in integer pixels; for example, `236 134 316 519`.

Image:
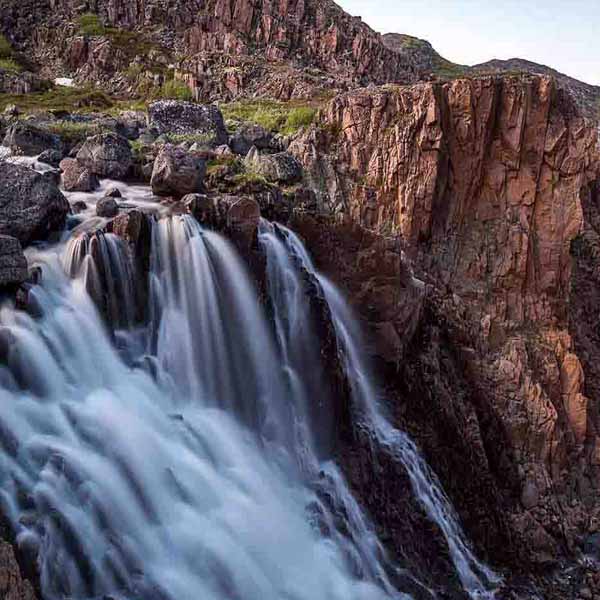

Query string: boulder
0 235 28 287
0 162 70 245
72 201 88 214
148 100 228 146
115 110 147 140
96 197 119 218
104 186 122 198
60 158 99 192
76 132 132 179
226 196 261 248
38 148 63 167
184 193 220 228
244 147 303 184
185 192 260 247
151 144 206 197
230 124 275 156
3 122 61 156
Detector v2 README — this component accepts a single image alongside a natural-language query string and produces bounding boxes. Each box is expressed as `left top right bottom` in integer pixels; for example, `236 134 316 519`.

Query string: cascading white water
0 210 403 600
267 222 501 600
258 220 425 599
0 145 503 600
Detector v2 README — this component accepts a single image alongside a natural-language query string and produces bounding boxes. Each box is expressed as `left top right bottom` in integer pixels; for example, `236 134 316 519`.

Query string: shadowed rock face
291 73 600 569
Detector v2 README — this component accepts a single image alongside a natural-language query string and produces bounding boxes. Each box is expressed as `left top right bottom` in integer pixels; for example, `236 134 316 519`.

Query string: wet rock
230 124 275 156
41 168 61 187
151 144 206 197
148 100 228 146
0 542 36 600
104 186 122 198
226 196 261 248
584 533 600 560
0 235 28 288
76 132 132 180
96 197 119 218
60 158 99 192
38 148 63 167
71 201 88 214
185 192 259 247
3 122 61 156
244 147 303 184
0 162 69 245
184 193 219 227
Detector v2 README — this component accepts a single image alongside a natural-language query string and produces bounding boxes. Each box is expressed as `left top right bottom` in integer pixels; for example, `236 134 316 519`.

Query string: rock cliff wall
0 0 418 100
291 74 600 569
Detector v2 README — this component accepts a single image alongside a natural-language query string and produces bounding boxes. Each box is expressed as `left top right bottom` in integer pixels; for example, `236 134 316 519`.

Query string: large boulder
0 235 28 287
60 158 99 192
244 147 303 184
0 162 70 245
151 145 206 197
185 193 260 248
230 123 275 156
76 132 132 180
3 122 61 156
148 100 228 146
96 197 119 218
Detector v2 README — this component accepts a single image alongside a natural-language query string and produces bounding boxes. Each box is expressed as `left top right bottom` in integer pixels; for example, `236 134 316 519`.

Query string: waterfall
0 215 409 600
264 222 501 599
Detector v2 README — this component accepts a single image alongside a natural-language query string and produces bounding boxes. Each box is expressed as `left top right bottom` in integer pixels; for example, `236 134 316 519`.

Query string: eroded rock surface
292 74 600 570
76 132 132 180
0 162 70 245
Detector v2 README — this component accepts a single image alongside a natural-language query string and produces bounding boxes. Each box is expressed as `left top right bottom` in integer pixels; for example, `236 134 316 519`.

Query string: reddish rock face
292 74 600 566
1 0 419 100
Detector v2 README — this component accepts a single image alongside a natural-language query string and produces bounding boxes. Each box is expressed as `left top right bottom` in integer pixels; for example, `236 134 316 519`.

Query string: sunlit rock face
292 73 600 567
0 0 420 100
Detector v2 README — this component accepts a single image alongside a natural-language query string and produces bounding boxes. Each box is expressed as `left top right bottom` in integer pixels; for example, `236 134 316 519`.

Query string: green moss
0 86 114 113
0 34 13 59
43 121 110 144
77 13 106 36
160 132 214 145
206 155 244 176
281 106 317 135
231 171 270 187
0 58 21 73
222 100 320 135
158 79 193 101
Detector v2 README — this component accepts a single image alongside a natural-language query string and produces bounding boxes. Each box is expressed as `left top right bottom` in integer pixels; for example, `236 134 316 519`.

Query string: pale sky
336 0 600 86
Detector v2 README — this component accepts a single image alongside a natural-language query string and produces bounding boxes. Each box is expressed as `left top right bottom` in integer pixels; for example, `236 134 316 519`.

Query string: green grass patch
43 121 110 144
0 58 21 73
158 79 193 101
222 100 319 135
0 86 114 113
77 13 106 36
0 34 13 59
231 171 270 187
77 13 165 62
160 132 214 145
282 106 317 135
206 155 242 175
